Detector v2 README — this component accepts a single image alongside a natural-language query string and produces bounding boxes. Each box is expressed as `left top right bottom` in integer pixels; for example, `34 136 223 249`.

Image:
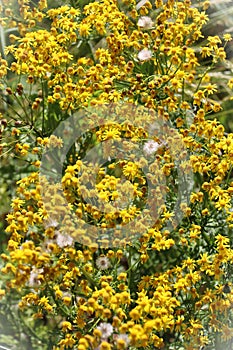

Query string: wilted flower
43 217 59 229
138 48 152 61
137 16 153 29
114 333 130 346
55 230 73 248
96 255 111 270
97 322 113 339
28 268 43 287
143 140 160 155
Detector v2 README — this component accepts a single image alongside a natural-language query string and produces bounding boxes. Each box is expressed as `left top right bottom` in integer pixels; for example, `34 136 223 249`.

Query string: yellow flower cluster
2 0 230 114
1 0 233 349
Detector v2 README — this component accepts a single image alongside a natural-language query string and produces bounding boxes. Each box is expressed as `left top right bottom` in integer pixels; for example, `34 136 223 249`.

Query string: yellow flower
61 321 72 332
78 22 91 37
223 33 232 42
122 161 139 180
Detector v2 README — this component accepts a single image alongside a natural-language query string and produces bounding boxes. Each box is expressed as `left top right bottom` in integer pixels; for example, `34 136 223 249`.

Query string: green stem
41 79 46 136
225 164 233 185
17 309 47 345
80 267 98 288
88 317 101 333
195 63 215 93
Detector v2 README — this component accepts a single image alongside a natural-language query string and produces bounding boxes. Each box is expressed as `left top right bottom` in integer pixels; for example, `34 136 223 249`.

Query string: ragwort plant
1 0 233 349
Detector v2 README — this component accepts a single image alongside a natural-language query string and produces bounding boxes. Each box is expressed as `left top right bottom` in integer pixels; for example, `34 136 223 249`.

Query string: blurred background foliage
203 0 233 131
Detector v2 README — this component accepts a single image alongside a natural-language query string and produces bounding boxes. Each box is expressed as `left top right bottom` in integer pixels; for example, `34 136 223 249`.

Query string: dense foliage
1 0 233 349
